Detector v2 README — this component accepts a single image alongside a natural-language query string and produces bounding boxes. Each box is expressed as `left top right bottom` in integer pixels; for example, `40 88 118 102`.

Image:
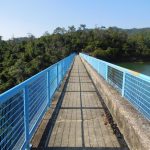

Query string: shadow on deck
31 56 128 150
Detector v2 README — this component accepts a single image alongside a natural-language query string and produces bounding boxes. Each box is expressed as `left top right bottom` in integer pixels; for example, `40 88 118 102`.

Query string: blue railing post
57 63 59 86
63 60 64 77
23 86 30 149
122 72 126 97
106 65 108 81
47 70 51 107
61 61 63 80
98 61 100 74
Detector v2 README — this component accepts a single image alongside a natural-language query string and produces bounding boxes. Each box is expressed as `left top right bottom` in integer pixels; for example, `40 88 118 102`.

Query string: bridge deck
31 56 127 149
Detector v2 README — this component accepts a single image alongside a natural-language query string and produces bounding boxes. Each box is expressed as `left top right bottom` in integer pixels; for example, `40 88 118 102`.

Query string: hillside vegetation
1 25 150 93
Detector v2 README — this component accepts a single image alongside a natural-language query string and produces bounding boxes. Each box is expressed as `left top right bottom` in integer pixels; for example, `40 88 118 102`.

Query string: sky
0 0 150 40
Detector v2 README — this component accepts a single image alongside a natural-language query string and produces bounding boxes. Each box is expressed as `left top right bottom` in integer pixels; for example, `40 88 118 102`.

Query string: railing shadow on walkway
34 59 75 148
31 57 128 150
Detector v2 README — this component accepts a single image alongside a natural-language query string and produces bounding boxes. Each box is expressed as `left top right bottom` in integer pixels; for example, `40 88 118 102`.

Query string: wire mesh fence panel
79 54 107 80
58 62 62 85
0 91 25 150
124 73 150 120
97 61 107 80
107 66 123 93
28 74 47 134
49 65 58 99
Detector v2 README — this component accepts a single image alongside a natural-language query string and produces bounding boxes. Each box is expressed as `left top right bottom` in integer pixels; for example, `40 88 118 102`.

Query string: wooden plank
81 82 95 92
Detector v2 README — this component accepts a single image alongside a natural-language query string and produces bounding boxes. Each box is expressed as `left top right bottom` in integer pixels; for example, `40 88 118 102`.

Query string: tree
68 25 76 33
0 36 2 41
53 27 66 34
1 25 150 93
78 24 86 31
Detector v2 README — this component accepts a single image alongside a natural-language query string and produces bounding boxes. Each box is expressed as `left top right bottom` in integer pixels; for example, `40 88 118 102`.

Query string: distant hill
95 26 150 36
8 37 30 43
8 35 36 43
109 27 150 35
124 28 150 35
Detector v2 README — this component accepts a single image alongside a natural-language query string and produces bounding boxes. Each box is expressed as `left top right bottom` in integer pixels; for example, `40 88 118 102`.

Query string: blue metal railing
80 53 150 121
0 53 75 150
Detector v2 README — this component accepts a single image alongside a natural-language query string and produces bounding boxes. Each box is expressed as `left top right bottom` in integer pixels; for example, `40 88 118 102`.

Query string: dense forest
1 25 150 93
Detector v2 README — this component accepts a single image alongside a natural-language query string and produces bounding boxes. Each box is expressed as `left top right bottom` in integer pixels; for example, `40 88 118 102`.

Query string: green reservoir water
117 62 150 76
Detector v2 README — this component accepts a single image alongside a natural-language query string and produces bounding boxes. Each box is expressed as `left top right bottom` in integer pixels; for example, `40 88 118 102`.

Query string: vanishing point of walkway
31 56 128 149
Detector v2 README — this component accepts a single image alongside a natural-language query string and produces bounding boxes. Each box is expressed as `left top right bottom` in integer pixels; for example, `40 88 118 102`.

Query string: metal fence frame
0 53 75 150
80 53 150 121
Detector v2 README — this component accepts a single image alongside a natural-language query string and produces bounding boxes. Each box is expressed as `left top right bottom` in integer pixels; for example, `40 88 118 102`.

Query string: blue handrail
80 53 150 121
0 53 75 150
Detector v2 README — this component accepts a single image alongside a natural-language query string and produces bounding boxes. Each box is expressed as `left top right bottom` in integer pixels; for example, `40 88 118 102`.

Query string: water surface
117 62 150 76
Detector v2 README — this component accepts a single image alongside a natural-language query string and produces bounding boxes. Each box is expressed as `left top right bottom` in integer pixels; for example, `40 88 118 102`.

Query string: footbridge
0 53 150 150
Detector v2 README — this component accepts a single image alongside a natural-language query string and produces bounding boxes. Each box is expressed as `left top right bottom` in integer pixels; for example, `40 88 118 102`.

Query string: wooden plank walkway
31 56 128 150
